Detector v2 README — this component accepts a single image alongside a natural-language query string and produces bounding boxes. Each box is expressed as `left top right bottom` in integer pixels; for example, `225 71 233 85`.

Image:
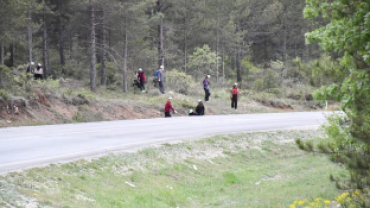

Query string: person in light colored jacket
158 65 165 94
34 63 43 80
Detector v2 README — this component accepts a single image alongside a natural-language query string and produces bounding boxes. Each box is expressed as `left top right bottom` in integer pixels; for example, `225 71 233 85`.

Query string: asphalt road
0 112 329 173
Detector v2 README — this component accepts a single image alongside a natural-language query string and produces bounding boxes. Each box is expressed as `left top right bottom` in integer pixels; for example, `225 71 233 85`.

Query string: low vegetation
0 129 347 207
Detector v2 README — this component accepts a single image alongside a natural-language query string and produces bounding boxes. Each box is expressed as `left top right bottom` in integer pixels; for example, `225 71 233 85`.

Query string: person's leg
232 95 237 109
159 82 165 94
204 88 209 101
165 112 171 118
142 82 145 91
207 89 211 100
235 95 238 109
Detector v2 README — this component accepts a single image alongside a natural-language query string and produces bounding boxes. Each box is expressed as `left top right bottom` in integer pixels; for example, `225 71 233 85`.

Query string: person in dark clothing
26 62 34 74
231 83 242 110
189 109 197 116
196 99 205 115
203 75 211 102
137 68 146 92
165 96 177 117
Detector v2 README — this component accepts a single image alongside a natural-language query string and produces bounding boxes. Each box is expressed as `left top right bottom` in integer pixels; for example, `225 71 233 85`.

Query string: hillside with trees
0 0 320 90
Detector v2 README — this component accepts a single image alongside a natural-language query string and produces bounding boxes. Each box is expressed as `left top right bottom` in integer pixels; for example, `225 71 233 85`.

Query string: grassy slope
0 130 346 208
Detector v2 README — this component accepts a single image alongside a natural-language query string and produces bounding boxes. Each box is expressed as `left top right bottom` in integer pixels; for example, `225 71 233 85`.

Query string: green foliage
0 89 9 101
188 45 219 79
263 70 277 89
0 65 13 90
299 0 370 203
77 90 96 100
252 79 264 91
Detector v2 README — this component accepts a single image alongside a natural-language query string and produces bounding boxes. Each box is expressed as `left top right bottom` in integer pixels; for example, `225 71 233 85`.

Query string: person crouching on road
196 99 205 115
203 75 211 102
137 68 146 92
189 109 197 116
34 63 43 80
165 96 177 118
231 83 242 110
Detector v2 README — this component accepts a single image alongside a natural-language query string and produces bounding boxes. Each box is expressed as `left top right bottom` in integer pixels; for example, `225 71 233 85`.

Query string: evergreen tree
296 1 370 205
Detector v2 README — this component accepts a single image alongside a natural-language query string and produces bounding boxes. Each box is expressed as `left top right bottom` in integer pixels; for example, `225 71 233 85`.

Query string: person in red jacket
230 83 242 110
137 68 146 92
165 96 177 118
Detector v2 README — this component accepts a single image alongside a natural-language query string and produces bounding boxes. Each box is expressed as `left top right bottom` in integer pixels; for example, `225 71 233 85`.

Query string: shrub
263 70 278 89
0 89 9 101
269 88 281 95
252 79 264 91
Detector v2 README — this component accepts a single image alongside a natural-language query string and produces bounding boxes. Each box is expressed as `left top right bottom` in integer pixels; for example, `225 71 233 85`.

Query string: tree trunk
43 4 50 78
222 38 225 83
90 4 97 92
215 0 219 84
0 43 3 65
183 0 187 74
57 0 65 65
9 43 14 67
101 11 107 86
157 0 164 67
123 2 128 93
281 9 287 76
28 10 33 63
236 23 242 83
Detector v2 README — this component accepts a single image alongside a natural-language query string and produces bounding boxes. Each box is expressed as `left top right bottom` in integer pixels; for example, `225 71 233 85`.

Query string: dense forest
0 0 321 92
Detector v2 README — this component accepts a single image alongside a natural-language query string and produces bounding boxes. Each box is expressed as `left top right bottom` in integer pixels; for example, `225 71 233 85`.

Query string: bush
263 70 277 89
268 88 281 95
252 79 264 91
0 65 13 89
166 69 199 95
0 89 9 101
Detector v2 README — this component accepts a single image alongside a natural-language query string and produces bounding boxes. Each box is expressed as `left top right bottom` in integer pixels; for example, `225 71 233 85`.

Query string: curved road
0 112 329 173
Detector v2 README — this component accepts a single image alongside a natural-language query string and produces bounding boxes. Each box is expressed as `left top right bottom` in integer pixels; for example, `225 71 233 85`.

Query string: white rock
193 165 197 170
125 182 135 188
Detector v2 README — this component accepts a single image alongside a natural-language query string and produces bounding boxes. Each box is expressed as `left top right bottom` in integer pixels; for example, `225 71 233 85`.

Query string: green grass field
0 130 346 208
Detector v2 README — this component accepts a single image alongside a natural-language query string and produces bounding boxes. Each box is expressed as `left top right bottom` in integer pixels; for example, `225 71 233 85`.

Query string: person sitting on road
189 109 197 116
196 99 205 116
34 63 43 80
165 96 177 118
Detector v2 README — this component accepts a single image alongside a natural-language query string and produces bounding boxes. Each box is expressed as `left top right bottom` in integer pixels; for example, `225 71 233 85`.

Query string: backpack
154 70 159 77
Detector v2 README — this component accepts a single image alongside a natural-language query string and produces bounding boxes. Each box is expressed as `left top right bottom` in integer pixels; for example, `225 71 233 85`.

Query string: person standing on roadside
196 99 205 115
26 62 34 74
158 65 165 94
153 68 159 88
231 83 242 110
34 63 43 80
137 68 146 93
203 75 211 102
165 96 177 118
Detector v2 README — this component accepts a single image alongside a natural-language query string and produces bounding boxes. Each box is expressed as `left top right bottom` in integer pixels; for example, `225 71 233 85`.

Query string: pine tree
296 1 370 205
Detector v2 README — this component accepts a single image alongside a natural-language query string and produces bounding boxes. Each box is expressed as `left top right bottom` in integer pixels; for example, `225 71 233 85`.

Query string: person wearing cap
189 109 197 116
164 96 177 117
231 83 242 110
26 62 35 74
196 99 205 115
203 75 211 102
158 65 165 94
137 68 146 92
34 63 43 80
